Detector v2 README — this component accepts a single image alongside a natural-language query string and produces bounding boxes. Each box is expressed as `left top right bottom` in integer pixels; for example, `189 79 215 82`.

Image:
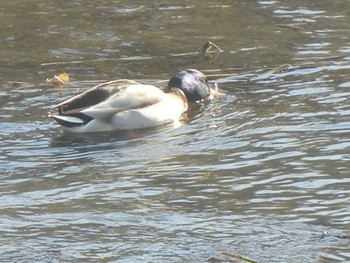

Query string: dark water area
1 0 350 262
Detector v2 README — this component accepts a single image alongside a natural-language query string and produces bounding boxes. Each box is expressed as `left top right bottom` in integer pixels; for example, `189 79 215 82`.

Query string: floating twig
263 64 293 75
203 41 224 53
250 64 294 81
41 60 99 66
202 41 223 61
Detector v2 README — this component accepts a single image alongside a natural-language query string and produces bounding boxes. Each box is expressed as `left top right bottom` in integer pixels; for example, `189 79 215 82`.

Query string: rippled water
1 0 350 262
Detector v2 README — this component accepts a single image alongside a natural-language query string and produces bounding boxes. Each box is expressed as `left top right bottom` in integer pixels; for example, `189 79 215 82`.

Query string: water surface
1 0 350 262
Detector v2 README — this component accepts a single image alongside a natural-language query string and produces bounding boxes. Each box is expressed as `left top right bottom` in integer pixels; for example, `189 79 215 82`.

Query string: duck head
168 69 211 102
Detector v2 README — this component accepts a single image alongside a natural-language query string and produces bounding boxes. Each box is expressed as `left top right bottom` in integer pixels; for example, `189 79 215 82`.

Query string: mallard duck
50 69 218 133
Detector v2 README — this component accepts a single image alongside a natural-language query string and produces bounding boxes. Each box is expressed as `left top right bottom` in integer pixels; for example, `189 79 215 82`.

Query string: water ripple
1 0 350 262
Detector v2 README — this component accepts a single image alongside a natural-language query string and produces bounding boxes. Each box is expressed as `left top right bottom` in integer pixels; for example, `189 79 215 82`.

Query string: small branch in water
203 41 224 53
202 41 223 61
41 56 152 67
250 64 294 81
206 73 240 80
41 60 98 66
263 64 293 75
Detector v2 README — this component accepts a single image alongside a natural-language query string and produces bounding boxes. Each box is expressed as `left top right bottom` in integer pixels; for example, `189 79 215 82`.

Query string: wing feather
54 79 139 113
80 84 165 121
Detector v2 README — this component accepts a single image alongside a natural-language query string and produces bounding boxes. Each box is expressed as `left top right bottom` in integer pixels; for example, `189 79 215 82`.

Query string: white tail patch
50 114 84 124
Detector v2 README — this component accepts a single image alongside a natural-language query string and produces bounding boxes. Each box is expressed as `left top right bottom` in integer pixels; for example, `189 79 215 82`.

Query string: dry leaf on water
47 73 70 88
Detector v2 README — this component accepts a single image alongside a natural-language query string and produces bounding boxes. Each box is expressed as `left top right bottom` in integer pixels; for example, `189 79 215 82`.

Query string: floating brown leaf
47 73 70 87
